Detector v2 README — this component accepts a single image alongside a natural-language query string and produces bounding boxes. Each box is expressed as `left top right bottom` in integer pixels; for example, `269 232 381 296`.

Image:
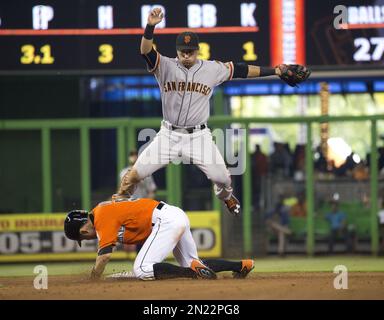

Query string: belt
171 124 206 134
156 202 165 210
152 202 165 226
162 120 207 134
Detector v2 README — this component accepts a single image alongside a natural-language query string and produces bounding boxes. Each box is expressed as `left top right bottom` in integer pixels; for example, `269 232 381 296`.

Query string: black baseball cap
176 31 199 51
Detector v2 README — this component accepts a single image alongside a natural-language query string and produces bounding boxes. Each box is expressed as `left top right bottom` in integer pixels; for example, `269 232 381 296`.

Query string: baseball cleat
190 259 217 280
224 194 241 216
233 259 255 279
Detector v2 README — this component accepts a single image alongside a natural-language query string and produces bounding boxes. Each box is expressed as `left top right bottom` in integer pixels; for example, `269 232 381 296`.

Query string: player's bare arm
140 8 163 54
74 213 113 280
91 252 112 280
246 65 282 77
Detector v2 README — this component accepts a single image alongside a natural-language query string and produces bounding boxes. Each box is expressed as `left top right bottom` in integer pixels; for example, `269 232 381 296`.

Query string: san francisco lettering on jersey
163 81 212 95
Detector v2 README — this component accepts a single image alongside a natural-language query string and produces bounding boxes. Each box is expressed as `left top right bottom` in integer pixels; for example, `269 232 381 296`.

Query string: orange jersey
92 198 159 250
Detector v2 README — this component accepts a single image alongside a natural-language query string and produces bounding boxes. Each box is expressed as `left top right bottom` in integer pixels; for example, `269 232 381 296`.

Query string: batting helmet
64 210 89 247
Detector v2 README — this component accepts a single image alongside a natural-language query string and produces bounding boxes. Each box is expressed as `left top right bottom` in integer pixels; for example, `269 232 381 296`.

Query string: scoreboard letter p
32 5 54 30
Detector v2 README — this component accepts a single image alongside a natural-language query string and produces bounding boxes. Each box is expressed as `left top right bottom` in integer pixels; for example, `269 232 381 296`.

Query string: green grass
0 261 132 277
252 256 384 272
0 256 383 277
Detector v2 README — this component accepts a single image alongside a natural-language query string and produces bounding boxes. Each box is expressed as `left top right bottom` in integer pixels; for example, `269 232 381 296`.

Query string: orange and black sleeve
141 47 160 72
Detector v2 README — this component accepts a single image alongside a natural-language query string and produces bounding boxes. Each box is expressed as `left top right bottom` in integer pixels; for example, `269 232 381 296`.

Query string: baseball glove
276 64 311 87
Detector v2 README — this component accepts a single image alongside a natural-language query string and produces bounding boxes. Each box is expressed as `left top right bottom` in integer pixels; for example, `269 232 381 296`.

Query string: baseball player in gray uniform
116 8 310 216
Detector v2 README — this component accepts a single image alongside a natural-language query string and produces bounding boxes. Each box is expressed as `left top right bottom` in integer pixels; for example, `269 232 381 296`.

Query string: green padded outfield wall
0 77 83 212
0 76 82 119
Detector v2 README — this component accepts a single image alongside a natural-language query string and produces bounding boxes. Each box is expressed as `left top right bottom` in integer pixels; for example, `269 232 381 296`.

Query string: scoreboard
306 0 384 67
0 0 383 75
0 0 270 74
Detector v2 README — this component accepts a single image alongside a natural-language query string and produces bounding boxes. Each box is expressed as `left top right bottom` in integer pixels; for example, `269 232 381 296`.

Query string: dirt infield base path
1 272 384 300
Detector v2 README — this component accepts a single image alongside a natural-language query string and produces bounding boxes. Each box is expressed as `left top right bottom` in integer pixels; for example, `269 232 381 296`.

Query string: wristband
144 24 155 40
233 62 248 79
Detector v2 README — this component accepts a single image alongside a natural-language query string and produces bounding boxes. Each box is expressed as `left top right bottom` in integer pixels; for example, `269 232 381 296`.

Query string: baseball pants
133 124 233 200
133 202 198 280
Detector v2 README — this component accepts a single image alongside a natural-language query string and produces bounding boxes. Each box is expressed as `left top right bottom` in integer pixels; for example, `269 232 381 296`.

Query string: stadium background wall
1 114 382 257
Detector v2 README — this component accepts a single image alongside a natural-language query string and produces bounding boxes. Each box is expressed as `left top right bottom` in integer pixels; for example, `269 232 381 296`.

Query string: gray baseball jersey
150 53 234 127
137 48 233 203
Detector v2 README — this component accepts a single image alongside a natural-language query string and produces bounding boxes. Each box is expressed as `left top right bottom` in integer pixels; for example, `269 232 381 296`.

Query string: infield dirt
1 272 383 300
